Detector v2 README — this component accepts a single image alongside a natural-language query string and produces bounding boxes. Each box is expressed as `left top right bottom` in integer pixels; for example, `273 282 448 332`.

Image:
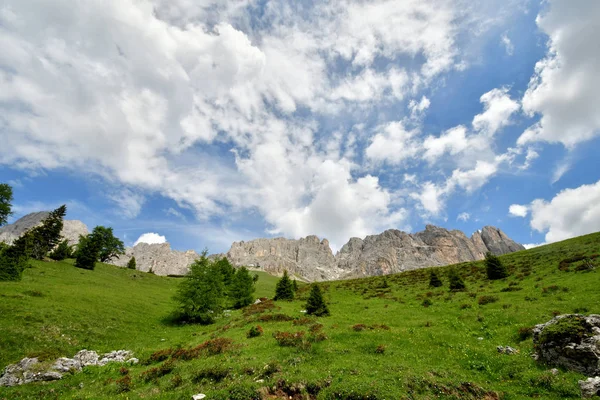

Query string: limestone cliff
111 243 199 276
0 212 89 246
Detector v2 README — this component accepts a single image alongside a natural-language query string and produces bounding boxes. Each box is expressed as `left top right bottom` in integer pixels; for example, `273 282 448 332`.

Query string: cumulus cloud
365 122 420 165
508 204 529 217
526 180 600 243
519 0 600 148
134 232 167 246
472 87 520 135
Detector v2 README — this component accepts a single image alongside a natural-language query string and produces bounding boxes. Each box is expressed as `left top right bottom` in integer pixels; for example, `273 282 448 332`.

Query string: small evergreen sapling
49 239 74 261
429 270 443 288
229 266 256 309
485 252 509 280
127 256 137 270
292 279 298 292
306 284 330 316
448 269 466 291
274 270 294 301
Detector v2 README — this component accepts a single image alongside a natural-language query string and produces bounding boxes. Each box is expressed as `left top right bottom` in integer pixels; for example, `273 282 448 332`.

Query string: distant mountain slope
0 212 88 246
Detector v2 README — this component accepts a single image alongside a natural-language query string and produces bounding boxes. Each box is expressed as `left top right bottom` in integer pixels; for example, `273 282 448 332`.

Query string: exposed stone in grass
533 314 600 376
0 349 137 387
579 376 600 398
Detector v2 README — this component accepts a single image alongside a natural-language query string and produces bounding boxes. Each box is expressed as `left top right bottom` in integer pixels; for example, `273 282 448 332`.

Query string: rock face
111 242 200 276
0 350 137 387
228 225 524 281
579 376 600 398
532 314 600 377
0 212 89 246
227 236 338 281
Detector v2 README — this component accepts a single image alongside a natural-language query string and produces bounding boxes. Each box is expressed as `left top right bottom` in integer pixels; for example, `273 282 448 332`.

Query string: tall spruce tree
306 284 330 316
274 270 294 301
0 183 13 227
429 270 443 288
30 205 67 260
229 266 256 309
485 252 509 280
173 252 225 324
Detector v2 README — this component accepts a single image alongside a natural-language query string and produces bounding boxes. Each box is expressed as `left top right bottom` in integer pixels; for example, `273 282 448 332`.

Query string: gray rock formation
580 376 600 398
533 314 600 376
0 350 137 387
111 242 200 276
0 211 89 246
225 225 524 281
227 236 338 281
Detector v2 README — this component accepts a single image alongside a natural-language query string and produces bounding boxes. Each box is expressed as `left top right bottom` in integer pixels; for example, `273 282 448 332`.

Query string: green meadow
1 232 599 399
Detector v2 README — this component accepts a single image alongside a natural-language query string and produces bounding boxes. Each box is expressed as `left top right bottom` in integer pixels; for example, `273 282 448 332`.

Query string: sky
1 0 600 254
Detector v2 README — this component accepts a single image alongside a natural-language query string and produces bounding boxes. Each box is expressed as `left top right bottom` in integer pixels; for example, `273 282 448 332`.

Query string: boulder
579 376 600 398
533 314 600 376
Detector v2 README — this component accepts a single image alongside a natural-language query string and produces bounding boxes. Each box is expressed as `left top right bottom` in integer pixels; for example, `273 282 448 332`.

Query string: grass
1 232 600 399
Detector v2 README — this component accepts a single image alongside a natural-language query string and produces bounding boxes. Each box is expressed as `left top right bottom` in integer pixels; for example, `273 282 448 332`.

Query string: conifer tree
448 269 466 291
306 284 330 316
173 251 224 324
127 256 137 270
429 270 443 288
30 205 67 260
274 270 294 301
75 233 101 270
229 266 256 309
485 252 509 280
292 278 298 292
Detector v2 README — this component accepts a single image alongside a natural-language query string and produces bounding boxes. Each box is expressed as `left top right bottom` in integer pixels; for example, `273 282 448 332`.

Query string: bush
375 344 386 354
0 248 29 281
448 269 466 291
422 299 433 307
429 270 443 288
485 252 509 280
478 295 499 305
517 326 534 341
49 239 74 261
127 257 136 270
0 183 13 227
192 366 231 383
115 375 132 393
306 284 330 316
141 360 175 382
273 331 306 348
247 325 263 338
274 270 294 301
227 384 261 400
538 315 591 345
74 233 101 270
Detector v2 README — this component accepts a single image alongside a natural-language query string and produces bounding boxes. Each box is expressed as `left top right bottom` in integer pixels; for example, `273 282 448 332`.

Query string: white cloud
457 212 470 222
519 0 600 148
412 181 448 217
107 190 145 219
448 160 498 193
508 204 528 217
165 207 186 220
527 180 600 243
134 232 167 246
523 243 544 249
501 33 514 56
365 121 420 165
423 125 470 164
472 87 520 135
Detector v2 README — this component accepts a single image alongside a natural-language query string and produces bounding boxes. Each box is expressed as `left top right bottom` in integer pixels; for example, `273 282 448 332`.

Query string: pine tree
127 256 136 270
292 279 298 292
448 269 466 291
30 205 67 260
306 284 330 316
214 257 235 287
274 270 294 301
75 233 101 270
0 183 13 227
49 239 73 261
429 270 443 288
485 252 509 280
173 252 224 324
229 266 256 309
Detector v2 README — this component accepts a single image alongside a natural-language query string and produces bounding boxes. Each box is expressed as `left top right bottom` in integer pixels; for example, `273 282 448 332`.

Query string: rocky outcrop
0 350 137 387
532 314 600 376
225 225 524 281
111 242 200 276
227 236 338 281
580 376 600 398
0 212 89 246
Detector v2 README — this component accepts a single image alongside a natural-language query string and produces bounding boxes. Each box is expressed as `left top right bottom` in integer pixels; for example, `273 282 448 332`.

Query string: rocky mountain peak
0 212 89 246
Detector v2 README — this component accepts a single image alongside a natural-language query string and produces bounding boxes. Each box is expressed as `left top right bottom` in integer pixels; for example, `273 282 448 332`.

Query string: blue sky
1 0 600 253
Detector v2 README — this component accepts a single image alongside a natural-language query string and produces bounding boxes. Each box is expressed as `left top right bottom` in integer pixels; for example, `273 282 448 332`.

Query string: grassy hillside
1 233 599 399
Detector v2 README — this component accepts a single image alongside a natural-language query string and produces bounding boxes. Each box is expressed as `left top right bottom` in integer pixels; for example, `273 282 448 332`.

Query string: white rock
192 394 207 400
579 376 600 398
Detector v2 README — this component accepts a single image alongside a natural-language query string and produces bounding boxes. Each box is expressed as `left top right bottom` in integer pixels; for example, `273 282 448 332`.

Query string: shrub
429 270 443 288
227 384 261 400
375 344 386 354
460 303 472 309
478 295 499 305
273 331 306 347
141 360 175 382
127 257 136 270
274 270 294 301
352 324 367 332
115 375 132 393
448 269 466 291
257 313 294 322
247 325 263 338
0 183 13 227
49 239 74 261
485 252 509 280
293 316 316 325
192 366 231 383
243 299 279 316
74 233 101 270
306 284 330 316
422 299 433 307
